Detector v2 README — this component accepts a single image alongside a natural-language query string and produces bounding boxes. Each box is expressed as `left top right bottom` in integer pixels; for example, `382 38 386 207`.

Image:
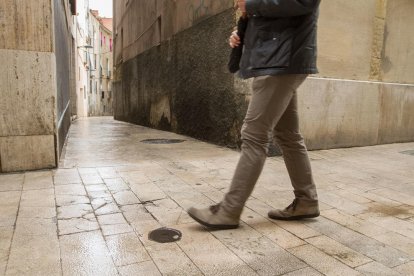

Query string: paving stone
91 197 115 210
242 204 307 249
97 213 128 225
20 189 55 207
84 184 108 193
372 231 414 256
129 182 167 203
118 261 161 276
18 206 56 219
0 174 23 191
97 167 119 179
101 223 134 236
23 171 53 190
334 189 373 204
104 178 130 193
370 188 414 206
60 231 118 276
283 267 324 276
0 191 21 206
94 202 120 216
394 261 414 275
3 117 414 276
55 184 86 196
80 173 104 185
305 235 372 268
357 212 414 240
355 261 401 276
212 225 306 275
288 244 360 276
304 217 412 267
6 234 61 276
0 227 13 274
145 243 206 276
322 209 389 237
56 195 90 206
57 204 94 219
0 205 19 227
318 190 368 215
87 190 112 200
174 223 258 275
58 217 99 236
112 190 140 205
53 169 82 185
14 218 57 236
106 232 150 266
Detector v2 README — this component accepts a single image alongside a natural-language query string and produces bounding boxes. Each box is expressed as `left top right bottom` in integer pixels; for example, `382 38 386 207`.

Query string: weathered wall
382 0 414 84
296 78 414 150
115 9 245 147
0 0 74 172
0 0 53 52
114 0 414 150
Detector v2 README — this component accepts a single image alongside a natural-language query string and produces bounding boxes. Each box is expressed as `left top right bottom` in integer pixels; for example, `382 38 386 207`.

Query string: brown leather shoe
187 203 239 230
268 198 320 221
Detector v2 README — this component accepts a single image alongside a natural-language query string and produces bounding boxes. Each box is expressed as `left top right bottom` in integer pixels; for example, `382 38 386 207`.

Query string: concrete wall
0 0 75 172
114 0 414 150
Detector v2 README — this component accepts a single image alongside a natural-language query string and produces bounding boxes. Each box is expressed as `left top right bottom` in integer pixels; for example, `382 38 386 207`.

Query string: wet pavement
1 117 414 275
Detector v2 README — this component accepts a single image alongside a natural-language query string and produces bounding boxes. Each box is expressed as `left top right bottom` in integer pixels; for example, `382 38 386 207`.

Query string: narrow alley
1 117 414 275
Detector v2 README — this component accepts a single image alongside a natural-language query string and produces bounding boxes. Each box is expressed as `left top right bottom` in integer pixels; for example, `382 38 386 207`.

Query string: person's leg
274 93 318 201
188 74 307 229
268 92 320 220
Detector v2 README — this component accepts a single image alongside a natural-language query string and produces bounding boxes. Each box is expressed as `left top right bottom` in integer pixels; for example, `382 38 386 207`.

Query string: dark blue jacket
240 0 321 79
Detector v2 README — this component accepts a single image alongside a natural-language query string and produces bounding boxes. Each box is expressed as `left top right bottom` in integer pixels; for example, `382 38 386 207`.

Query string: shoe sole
188 212 239 230
268 213 320 221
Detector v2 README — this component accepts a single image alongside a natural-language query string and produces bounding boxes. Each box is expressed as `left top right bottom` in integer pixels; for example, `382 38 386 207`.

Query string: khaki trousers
222 74 318 215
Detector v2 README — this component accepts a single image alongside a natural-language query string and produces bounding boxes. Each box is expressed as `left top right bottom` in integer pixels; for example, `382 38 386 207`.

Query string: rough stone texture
113 0 233 65
0 0 53 52
0 0 74 173
298 78 381 150
378 82 414 144
382 0 414 84
0 50 56 137
317 0 377 80
0 135 56 172
115 9 247 148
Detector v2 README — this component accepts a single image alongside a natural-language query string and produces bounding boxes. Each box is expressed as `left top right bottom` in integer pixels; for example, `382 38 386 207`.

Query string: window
102 91 105 99
110 38 112 51
83 86 86 99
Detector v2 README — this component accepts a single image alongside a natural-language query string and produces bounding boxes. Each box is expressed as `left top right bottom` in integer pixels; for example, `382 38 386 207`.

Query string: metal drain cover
401 150 414 156
148 227 182 243
141 139 185 144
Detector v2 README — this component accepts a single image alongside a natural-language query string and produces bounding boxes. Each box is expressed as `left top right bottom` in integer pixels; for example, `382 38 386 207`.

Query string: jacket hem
239 68 318 79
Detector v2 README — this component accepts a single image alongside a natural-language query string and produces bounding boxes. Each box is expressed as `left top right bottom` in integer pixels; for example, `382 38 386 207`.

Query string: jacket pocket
250 28 294 69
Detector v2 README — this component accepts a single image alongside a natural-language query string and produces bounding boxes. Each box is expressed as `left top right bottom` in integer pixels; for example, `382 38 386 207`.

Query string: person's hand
235 0 246 13
229 30 241 48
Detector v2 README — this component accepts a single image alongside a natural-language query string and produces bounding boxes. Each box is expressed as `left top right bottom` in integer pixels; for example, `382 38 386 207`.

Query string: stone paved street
1 117 414 275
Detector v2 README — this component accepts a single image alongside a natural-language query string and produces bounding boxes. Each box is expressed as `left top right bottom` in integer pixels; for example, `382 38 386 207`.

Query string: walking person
188 0 321 229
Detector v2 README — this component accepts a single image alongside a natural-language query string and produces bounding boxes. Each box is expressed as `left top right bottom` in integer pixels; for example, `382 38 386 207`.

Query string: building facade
113 0 414 150
0 0 77 172
88 10 113 116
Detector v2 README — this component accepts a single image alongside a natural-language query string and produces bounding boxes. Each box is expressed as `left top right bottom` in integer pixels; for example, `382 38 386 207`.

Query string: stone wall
114 0 414 150
0 0 74 172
